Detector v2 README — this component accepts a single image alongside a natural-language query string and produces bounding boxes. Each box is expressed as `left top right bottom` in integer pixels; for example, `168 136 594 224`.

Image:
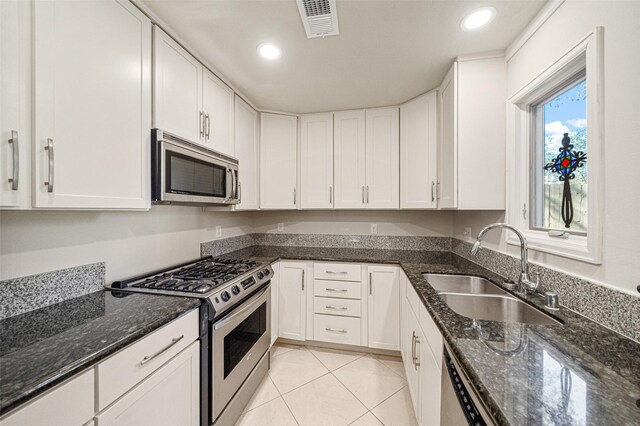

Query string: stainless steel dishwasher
441 345 495 426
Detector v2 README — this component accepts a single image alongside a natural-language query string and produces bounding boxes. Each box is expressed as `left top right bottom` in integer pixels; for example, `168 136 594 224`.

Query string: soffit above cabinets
141 0 546 114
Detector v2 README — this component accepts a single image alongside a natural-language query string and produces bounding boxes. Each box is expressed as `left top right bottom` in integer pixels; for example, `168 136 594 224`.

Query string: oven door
212 284 271 421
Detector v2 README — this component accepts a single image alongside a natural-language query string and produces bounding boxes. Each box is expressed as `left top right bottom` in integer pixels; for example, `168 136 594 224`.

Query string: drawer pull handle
325 328 347 333
140 335 184 366
325 271 348 275
325 305 348 311
326 288 348 293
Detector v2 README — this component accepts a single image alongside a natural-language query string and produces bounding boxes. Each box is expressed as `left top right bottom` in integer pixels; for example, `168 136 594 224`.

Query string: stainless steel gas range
108 256 273 426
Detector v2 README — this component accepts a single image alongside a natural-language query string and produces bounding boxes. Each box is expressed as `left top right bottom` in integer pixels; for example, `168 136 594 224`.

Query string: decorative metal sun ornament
544 133 587 228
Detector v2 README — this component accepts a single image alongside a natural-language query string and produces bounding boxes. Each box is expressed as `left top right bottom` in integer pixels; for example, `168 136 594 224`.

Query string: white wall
0 207 253 283
253 210 453 237
454 0 640 296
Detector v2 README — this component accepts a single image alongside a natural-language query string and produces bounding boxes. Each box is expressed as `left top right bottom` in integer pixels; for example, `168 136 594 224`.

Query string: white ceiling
142 0 547 113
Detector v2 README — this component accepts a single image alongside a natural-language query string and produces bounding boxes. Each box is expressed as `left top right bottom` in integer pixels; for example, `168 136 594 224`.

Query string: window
531 74 587 234
507 28 603 264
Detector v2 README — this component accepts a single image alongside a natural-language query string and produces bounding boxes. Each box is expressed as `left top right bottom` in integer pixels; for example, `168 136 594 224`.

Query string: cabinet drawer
314 279 361 299
419 303 443 370
406 282 421 317
97 309 199 410
313 314 361 346
314 262 361 282
314 297 361 317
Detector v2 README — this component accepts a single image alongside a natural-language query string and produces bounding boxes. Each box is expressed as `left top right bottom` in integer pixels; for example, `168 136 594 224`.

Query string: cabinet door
399 272 409 363
419 343 442 426
405 307 422 424
438 63 457 209
278 262 306 341
0 0 30 208
334 110 366 209
234 95 259 210
365 108 399 209
400 92 438 209
202 69 234 155
300 113 333 209
270 262 280 345
260 113 298 209
33 0 151 209
367 265 399 350
95 342 199 426
153 26 202 143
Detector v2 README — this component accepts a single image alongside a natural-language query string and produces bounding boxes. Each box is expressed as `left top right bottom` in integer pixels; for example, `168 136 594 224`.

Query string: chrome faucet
471 223 540 294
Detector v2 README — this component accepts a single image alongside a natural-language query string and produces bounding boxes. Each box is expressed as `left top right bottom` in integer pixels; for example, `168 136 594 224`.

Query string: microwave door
160 142 229 204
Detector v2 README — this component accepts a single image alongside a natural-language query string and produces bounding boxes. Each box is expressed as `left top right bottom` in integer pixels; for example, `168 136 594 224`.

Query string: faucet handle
544 292 559 310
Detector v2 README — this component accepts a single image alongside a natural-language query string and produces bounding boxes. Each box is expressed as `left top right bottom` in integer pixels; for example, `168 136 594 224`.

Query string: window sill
506 230 601 264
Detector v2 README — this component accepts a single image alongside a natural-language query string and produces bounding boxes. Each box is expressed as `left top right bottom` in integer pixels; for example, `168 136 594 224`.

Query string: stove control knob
257 271 264 280
263 268 271 276
231 285 240 295
220 291 230 302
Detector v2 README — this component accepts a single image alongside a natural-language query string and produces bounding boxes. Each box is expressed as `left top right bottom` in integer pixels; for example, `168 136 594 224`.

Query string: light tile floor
235 344 418 426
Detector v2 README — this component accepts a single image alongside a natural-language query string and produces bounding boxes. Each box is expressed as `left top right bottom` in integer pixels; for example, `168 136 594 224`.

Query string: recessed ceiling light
258 43 281 60
461 7 496 31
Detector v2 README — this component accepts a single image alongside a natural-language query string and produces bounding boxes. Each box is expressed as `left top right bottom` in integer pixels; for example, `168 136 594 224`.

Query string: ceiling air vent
296 0 340 39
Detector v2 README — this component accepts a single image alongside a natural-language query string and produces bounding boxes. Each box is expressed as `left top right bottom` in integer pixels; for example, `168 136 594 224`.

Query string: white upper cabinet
365 108 400 209
234 95 259 210
401 92 438 209
300 113 333 209
438 55 506 209
153 26 202 144
0 0 30 209
202 69 234 155
260 113 298 209
334 110 366 209
33 0 151 209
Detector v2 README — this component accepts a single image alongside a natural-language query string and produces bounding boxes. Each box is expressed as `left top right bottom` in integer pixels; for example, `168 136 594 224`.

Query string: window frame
506 28 604 264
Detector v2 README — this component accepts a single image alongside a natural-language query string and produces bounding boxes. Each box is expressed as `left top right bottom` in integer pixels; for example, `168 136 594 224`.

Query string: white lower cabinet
0 369 94 426
278 261 307 341
270 261 280 345
95 342 200 426
367 265 400 350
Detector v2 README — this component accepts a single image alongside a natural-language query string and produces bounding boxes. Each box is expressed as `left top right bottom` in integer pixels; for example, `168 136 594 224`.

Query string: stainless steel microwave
151 129 239 206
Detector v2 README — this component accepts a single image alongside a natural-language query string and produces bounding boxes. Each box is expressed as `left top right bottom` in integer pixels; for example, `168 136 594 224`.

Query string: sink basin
439 293 560 325
422 273 507 295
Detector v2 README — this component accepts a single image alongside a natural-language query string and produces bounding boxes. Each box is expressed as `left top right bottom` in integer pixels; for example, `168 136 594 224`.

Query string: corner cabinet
0 0 31 209
367 265 400 350
400 91 438 209
33 0 151 209
234 95 260 210
438 55 506 209
153 26 234 156
277 261 307 341
300 113 334 209
260 113 298 210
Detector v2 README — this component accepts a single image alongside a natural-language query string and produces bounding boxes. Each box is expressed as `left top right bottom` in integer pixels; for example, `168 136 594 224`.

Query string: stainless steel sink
422 273 507 295
439 293 560 325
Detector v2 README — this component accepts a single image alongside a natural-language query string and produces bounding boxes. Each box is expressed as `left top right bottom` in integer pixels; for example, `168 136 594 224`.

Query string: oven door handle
214 285 269 330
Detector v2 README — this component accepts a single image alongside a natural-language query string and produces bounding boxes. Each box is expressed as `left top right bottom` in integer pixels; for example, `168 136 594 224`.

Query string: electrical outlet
371 223 378 235
277 223 284 232
215 226 222 237
464 227 472 239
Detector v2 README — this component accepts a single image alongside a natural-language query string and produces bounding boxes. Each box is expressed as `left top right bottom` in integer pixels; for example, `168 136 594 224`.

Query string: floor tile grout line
369 385 413 425
307 346 366 372
279 395 301 426
329 370 373 412
242 375 281 414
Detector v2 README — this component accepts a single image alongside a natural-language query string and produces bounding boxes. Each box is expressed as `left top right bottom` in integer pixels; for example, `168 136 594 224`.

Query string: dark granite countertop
221 245 640 426
0 290 200 416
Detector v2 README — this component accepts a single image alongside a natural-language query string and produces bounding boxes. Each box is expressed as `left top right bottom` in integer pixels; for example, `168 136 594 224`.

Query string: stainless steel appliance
151 129 239 206
441 345 494 426
108 256 273 426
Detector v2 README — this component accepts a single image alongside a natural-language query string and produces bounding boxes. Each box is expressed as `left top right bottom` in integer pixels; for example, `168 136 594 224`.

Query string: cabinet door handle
325 305 348 311
205 114 211 139
431 181 435 203
369 272 372 295
199 112 204 138
366 186 370 204
8 130 19 190
325 328 347 334
411 332 416 365
329 186 333 204
44 138 54 193
301 269 305 291
325 288 348 293
436 182 441 200
140 335 184 365
414 337 421 369
238 182 242 203
293 187 297 205
362 186 365 204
